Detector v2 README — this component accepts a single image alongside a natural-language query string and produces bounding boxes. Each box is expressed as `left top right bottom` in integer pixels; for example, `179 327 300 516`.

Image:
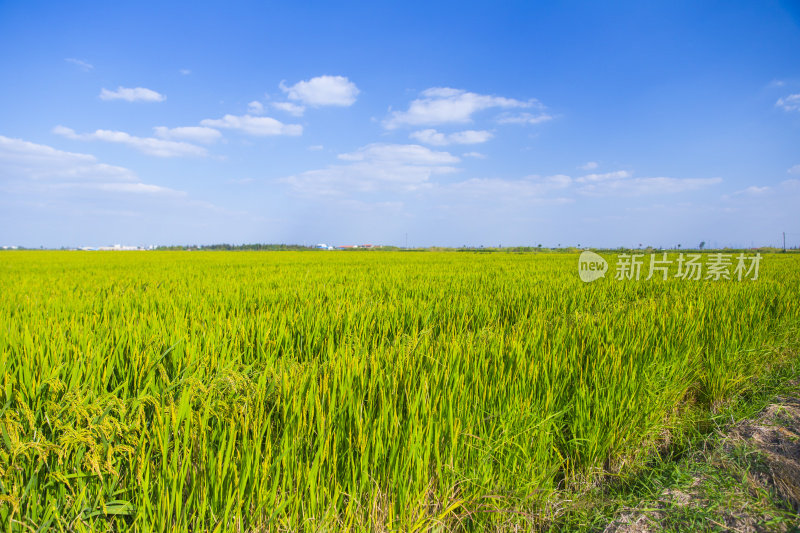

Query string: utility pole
783 231 786 253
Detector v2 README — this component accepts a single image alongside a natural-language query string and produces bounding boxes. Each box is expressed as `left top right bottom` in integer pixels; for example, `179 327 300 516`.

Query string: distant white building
96 244 145 251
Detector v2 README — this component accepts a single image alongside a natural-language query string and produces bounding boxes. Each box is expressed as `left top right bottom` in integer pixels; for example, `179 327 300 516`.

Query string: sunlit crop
1 251 798 531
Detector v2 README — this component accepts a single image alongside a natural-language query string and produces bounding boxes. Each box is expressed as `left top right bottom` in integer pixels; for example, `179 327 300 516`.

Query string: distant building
95 244 145 251
335 244 383 250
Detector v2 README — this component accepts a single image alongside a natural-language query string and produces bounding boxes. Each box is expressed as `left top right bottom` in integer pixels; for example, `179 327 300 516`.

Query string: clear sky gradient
1 1 799 248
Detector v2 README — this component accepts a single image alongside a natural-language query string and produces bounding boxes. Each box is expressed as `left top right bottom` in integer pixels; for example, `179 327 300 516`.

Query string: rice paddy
1 250 798 531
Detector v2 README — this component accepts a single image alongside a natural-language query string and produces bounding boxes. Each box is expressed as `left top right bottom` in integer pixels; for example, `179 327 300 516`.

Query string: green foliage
156 243 313 251
1 251 798 531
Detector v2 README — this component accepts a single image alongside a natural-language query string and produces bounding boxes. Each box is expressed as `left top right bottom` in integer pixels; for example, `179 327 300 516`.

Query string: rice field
1 250 798 531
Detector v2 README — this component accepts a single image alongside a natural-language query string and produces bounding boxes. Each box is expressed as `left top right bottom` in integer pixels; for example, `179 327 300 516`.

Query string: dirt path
603 391 800 532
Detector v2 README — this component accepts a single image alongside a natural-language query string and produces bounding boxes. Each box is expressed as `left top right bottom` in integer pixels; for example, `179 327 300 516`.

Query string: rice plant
1 251 798 531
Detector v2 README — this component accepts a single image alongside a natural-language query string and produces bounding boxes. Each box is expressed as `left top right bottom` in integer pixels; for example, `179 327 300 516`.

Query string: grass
1 251 799 531
559 361 800 532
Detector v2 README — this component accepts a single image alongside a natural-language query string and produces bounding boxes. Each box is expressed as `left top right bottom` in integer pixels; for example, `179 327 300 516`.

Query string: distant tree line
156 244 313 251
135 243 797 253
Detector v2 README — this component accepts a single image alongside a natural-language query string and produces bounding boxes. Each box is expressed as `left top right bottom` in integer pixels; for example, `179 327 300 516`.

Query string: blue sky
1 1 799 248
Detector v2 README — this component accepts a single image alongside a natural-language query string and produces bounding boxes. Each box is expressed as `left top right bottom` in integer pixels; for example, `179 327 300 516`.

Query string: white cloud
337 143 459 165
495 112 553 125
200 114 302 136
734 185 770 195
575 170 632 183
450 174 572 200
283 143 459 196
247 101 264 114
282 147 723 204
272 101 306 116
280 75 359 107
0 135 132 181
53 126 206 157
776 94 800 112
49 182 177 195
428 167 714 199
94 182 176 194
580 161 598 170
463 151 486 159
788 164 800 175
0 135 179 195
409 129 493 146
385 88 538 129
154 126 221 144
307 145 324 151
180 69 191 75
579 176 722 196
65 58 93 71
99 86 166 102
